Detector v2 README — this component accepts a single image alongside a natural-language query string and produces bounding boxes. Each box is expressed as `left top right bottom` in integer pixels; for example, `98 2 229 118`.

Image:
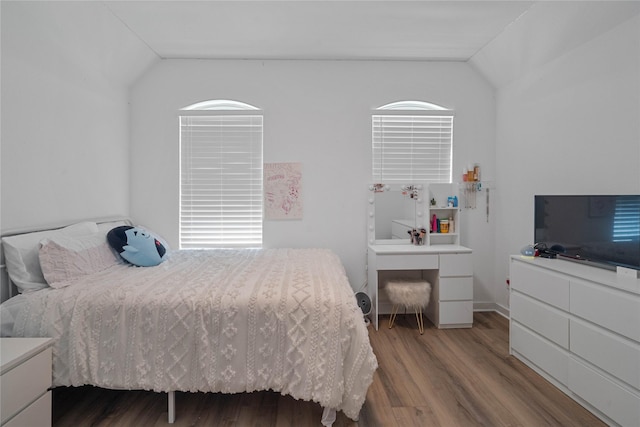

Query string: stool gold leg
389 305 399 329
415 306 424 334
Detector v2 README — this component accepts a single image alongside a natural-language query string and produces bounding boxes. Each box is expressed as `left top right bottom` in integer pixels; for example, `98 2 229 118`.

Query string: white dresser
368 243 473 330
509 256 640 427
1 338 54 427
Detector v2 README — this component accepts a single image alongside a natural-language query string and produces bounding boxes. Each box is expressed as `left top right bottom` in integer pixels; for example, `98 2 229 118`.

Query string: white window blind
613 196 640 242
372 108 453 183
179 114 263 249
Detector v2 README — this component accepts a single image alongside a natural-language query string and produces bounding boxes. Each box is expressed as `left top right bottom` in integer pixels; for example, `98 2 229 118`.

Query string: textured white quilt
10 248 377 419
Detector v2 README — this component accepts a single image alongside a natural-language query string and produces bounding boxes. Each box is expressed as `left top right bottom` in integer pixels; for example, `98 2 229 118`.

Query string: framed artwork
264 162 303 220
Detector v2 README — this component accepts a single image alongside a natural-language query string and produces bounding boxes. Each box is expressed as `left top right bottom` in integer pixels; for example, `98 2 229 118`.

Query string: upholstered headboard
0 217 132 303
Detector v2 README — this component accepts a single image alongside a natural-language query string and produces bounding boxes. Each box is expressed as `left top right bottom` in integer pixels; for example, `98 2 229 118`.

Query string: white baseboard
382 301 510 318
474 301 509 318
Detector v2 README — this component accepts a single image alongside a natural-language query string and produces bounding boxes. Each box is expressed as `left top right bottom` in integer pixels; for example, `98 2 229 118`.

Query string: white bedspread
8 248 377 419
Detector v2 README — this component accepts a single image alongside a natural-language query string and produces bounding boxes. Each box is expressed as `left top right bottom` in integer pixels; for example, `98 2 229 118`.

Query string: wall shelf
427 183 460 246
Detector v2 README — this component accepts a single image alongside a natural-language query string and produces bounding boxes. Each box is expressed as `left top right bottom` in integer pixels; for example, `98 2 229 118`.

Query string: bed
0 219 377 425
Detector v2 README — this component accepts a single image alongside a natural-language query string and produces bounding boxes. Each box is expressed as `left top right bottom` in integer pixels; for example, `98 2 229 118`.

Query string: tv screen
534 195 640 271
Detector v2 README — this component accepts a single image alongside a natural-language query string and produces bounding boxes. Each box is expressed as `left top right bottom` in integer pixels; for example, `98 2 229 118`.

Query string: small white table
1 338 54 427
368 242 473 330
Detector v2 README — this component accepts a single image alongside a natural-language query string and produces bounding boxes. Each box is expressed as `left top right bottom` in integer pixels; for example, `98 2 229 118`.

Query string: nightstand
1 338 54 427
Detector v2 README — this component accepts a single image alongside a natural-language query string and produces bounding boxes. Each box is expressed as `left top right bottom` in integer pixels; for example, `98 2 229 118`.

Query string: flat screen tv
534 195 640 271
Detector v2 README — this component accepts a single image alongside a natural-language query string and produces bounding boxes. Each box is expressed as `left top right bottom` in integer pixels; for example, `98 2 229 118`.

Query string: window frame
178 100 264 249
372 101 454 184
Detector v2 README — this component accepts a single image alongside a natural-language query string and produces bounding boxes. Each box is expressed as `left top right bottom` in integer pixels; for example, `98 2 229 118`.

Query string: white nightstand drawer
439 277 473 300
0 348 52 424
4 391 51 427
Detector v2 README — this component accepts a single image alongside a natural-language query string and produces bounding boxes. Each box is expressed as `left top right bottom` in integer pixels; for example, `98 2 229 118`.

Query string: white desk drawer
511 322 569 386
439 253 472 276
4 391 51 427
570 319 640 389
439 277 473 301
375 254 438 270
438 301 473 325
0 348 52 424
510 260 569 310
511 291 569 349
570 280 640 342
569 357 639 427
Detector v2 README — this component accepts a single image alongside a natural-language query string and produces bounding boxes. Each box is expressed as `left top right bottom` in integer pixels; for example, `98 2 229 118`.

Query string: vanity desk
368 241 473 330
367 182 472 330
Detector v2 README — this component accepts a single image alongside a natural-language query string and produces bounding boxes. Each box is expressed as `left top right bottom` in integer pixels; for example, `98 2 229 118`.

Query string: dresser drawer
375 253 438 270
4 390 51 427
570 319 640 389
510 260 570 310
0 348 52 424
569 357 640 427
511 322 569 386
439 253 472 277
439 277 473 301
570 280 640 342
511 291 569 348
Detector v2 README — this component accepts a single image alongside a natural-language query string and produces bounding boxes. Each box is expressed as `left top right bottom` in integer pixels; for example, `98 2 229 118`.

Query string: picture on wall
264 162 303 220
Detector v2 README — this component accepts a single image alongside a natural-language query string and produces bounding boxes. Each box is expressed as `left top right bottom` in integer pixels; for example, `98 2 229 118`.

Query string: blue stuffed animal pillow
107 226 167 267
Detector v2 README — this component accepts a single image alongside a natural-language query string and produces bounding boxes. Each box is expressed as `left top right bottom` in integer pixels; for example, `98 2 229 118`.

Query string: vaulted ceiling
3 1 638 89
104 1 534 61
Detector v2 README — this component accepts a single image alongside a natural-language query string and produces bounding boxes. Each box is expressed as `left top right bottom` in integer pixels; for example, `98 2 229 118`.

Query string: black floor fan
355 291 372 325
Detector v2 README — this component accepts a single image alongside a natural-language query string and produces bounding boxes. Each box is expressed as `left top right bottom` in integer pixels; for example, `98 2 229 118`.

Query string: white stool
385 279 432 334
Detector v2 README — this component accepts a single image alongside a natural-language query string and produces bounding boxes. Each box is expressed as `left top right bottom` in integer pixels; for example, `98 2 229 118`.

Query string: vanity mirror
368 182 462 246
367 183 428 244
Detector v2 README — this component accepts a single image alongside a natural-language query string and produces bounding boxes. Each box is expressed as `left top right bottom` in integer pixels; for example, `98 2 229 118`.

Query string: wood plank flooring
52 312 606 426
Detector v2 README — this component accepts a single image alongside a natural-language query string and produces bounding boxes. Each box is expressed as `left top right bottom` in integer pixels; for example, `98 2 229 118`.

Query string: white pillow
2 221 99 293
38 233 121 288
97 219 130 234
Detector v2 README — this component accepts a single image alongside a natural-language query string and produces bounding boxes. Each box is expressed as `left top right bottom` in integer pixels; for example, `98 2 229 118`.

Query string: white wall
130 60 496 297
473 11 640 310
0 1 157 231
5 1 635 313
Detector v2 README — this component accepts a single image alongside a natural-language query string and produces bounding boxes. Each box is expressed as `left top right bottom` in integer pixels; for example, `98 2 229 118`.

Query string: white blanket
9 248 377 420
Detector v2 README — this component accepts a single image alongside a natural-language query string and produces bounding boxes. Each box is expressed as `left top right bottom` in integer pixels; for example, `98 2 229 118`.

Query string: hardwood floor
52 312 606 426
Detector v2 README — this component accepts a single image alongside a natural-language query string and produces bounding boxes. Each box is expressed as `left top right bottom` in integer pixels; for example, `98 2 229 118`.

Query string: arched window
179 100 263 248
181 99 260 111
372 100 454 183
377 100 448 111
